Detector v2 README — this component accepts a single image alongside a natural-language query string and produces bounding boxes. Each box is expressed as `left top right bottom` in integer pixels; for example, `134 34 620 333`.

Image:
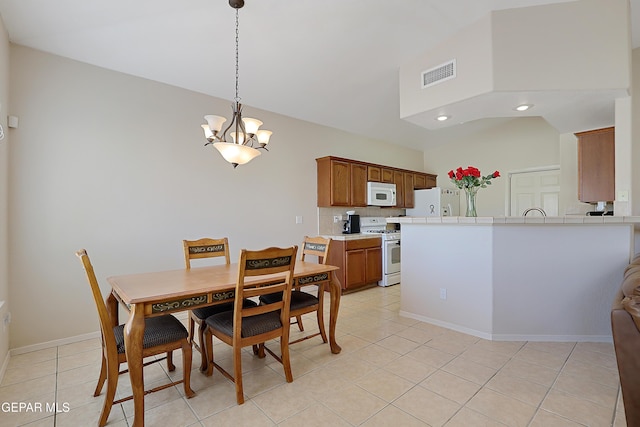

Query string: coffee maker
343 213 360 234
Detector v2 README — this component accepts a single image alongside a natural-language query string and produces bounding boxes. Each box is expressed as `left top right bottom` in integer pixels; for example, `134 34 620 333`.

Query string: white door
510 168 560 216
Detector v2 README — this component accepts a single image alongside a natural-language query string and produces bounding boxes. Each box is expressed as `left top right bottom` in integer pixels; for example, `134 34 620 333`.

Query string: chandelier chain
234 9 240 103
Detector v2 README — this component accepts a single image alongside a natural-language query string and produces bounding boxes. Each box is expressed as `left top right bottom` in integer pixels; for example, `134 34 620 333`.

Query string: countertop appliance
367 182 396 207
343 213 360 234
407 187 460 217
360 217 400 287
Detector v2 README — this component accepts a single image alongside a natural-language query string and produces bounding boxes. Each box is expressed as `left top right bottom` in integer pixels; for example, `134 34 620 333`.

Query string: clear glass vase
464 187 478 217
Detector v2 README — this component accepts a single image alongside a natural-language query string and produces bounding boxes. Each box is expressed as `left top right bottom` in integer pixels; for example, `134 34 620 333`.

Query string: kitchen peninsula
388 216 640 342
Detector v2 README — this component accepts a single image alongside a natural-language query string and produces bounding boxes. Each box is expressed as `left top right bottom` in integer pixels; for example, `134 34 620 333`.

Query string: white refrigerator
407 187 460 217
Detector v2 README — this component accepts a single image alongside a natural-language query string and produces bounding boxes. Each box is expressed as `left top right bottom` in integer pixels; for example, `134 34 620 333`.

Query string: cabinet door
365 247 382 283
368 166 381 182
393 171 405 207
576 127 615 202
404 172 415 208
381 168 394 183
329 159 351 206
345 249 366 288
351 163 368 207
414 173 427 189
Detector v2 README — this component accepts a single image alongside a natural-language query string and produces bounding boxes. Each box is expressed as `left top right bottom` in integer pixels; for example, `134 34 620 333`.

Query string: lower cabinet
327 237 382 292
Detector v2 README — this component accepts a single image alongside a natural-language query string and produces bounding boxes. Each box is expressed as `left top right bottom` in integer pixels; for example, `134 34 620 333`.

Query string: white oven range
360 217 400 287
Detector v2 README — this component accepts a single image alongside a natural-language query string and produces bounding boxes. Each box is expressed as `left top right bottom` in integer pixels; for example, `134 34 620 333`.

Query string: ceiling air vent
421 59 456 89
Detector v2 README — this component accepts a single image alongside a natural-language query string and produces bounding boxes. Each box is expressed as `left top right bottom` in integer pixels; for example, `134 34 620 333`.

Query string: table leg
328 271 342 354
124 303 146 427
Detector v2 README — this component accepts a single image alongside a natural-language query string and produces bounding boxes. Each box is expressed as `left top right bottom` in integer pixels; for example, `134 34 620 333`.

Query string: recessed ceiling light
515 104 533 112
436 115 450 121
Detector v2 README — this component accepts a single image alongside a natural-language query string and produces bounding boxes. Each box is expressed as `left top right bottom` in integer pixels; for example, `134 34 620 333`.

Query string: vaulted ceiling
0 0 637 150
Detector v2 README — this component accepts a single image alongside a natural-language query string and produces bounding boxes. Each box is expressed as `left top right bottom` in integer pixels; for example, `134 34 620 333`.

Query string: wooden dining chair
203 245 298 404
260 236 331 345
76 249 194 427
183 237 257 371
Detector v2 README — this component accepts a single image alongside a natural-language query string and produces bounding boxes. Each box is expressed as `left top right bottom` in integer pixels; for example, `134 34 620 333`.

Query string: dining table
106 260 341 427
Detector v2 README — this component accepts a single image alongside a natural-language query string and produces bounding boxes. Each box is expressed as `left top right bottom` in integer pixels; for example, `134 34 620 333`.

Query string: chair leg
181 339 195 398
280 336 293 383
296 315 305 331
198 320 208 372
166 351 176 371
98 360 120 427
94 352 107 397
204 328 215 377
233 344 245 404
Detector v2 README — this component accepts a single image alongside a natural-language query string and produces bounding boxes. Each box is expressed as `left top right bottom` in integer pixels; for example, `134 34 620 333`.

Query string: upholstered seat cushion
259 291 318 310
205 310 282 338
113 315 188 354
191 299 257 320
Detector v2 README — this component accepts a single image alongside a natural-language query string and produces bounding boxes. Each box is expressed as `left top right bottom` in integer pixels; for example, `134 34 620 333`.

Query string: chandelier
201 0 272 168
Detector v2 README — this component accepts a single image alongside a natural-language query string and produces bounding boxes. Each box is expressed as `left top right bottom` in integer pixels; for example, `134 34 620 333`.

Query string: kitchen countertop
320 234 383 241
387 216 640 225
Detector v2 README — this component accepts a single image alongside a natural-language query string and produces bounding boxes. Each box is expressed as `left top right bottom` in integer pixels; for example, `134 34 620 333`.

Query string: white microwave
367 182 397 206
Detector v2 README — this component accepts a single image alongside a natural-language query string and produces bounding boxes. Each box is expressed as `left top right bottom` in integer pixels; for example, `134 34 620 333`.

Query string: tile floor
0 285 627 426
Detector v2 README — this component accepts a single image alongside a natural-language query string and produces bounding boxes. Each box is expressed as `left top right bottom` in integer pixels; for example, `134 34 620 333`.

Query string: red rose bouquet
447 166 500 216
447 166 500 190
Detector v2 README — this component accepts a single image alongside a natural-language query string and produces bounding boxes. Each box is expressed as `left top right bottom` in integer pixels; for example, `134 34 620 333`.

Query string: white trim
399 311 613 343
7 311 189 356
9 331 101 356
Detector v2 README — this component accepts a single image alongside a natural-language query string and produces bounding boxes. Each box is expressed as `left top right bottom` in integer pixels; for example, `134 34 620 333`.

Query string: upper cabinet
317 157 367 207
575 127 615 203
317 156 436 208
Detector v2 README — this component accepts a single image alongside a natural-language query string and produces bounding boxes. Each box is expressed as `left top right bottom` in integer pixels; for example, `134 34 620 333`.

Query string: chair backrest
300 236 331 264
183 237 230 269
233 246 298 338
76 249 118 357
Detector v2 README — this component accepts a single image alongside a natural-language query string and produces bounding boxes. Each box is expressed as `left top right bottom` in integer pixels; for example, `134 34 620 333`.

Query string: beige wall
422 117 561 217
0 17 9 370
7 45 424 349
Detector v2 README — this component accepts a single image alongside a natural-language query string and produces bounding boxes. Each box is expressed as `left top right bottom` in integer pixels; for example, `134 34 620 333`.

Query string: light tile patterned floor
0 285 627 426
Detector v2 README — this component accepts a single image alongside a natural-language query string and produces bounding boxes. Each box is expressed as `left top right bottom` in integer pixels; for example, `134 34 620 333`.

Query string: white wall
7 45 424 349
422 117 561 217
0 17 10 372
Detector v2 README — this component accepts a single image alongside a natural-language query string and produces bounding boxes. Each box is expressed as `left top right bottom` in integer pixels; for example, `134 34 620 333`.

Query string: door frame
506 165 560 216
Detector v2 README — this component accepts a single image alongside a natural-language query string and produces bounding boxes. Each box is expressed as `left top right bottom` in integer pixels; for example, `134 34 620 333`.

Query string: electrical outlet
3 312 10 332
333 215 343 223
439 288 447 300
295 215 303 224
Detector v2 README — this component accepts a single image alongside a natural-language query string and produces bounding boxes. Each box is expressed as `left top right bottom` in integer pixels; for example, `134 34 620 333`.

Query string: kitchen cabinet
576 127 615 203
403 172 415 208
317 157 367 207
367 166 395 183
327 237 382 292
316 156 437 208
414 173 437 190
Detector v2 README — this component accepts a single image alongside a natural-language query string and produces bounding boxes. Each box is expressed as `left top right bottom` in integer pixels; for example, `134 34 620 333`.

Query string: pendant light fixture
201 0 272 168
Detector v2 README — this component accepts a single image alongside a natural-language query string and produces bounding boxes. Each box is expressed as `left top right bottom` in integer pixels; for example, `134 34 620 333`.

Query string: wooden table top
107 261 339 305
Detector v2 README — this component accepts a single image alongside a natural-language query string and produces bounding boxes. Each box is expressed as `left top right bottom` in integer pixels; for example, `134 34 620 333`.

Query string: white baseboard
399 310 613 343
9 331 101 356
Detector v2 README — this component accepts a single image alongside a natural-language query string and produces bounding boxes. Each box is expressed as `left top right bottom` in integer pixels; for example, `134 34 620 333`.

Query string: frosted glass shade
204 115 227 133
213 142 261 166
201 124 213 140
241 117 263 134
256 130 272 145
229 131 245 144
